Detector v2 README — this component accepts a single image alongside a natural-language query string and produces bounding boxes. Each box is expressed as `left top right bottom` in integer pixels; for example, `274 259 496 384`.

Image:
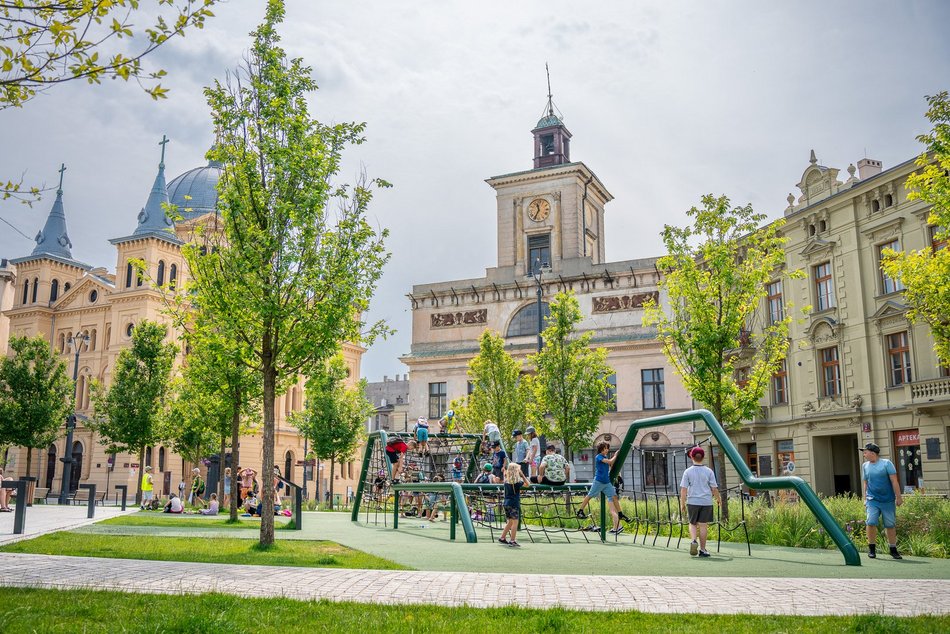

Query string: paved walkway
0 552 946 616
0 504 134 546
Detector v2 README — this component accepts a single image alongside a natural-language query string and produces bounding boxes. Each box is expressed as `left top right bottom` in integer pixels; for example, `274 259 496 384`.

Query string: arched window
89 329 97 352
57 333 65 352
22 278 29 304
45 444 57 489
31 277 38 303
872 199 881 213
158 447 166 472
63 282 70 293
145 446 153 468
50 279 59 302
169 263 178 288
506 302 551 338
157 260 166 286
126 261 133 288
885 194 893 207
70 441 83 492
284 451 294 482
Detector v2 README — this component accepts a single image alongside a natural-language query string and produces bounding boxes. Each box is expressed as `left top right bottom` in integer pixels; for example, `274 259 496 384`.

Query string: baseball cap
525 426 536 434
512 429 523 437
491 440 501 448
482 463 492 471
545 444 556 452
861 442 880 454
688 446 705 460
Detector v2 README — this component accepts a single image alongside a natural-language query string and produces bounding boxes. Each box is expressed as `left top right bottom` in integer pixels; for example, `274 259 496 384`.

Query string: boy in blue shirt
861 442 904 559
574 442 631 534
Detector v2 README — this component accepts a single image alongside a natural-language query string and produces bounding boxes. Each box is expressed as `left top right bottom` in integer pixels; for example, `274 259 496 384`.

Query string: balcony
905 376 950 411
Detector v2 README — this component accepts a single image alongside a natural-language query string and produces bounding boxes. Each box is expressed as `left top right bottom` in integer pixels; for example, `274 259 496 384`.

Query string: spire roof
132 135 175 237
31 163 74 259
534 62 565 130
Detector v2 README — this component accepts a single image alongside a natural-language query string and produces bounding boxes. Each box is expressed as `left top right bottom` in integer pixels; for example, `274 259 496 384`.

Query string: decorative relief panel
430 309 487 329
591 292 658 314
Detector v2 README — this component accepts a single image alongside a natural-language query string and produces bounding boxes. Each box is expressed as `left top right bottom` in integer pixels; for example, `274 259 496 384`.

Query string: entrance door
812 434 859 497
69 441 83 492
45 444 57 489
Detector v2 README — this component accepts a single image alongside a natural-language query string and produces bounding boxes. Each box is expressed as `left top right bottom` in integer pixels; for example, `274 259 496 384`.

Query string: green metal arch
611 409 860 566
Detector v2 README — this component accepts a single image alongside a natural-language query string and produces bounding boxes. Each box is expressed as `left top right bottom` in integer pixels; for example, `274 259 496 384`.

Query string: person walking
190 467 205 508
575 442 630 533
140 466 154 510
678 446 720 558
861 442 904 559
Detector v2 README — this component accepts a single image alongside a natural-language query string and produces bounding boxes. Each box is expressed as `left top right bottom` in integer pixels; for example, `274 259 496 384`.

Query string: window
89 290 98 303
428 382 446 419
145 447 152 468
734 366 750 389
766 280 784 325
930 225 947 252
642 450 669 488
158 447 166 472
169 263 178 288
771 359 788 404
507 302 551 337
157 260 166 286
50 279 59 302
894 430 922 491
31 277 38 303
21 279 28 304
878 240 904 294
125 261 133 288
886 331 912 386
126 323 134 338
820 346 841 397
63 282 70 293
642 368 665 410
467 381 475 395
884 194 893 207
605 373 617 412
527 234 551 275
871 199 881 213
814 262 835 311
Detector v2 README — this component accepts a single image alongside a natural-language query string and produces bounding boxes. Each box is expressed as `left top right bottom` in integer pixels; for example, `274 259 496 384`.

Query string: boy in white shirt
679 446 720 558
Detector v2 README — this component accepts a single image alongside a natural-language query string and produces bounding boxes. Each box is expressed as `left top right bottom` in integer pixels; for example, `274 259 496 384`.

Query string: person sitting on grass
199 493 219 515
243 491 259 516
575 442 631 534
499 461 531 548
163 493 184 514
474 462 493 484
679 446 720 558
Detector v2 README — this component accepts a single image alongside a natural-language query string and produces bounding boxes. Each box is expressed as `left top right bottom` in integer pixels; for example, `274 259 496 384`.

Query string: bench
71 489 107 506
32 487 49 504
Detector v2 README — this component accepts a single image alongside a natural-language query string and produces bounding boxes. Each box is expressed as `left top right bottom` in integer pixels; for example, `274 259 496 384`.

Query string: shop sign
895 430 920 447
776 440 794 452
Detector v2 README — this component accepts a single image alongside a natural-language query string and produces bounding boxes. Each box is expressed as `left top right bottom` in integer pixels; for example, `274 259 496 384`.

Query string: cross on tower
57 163 66 192
158 134 169 166
545 62 554 116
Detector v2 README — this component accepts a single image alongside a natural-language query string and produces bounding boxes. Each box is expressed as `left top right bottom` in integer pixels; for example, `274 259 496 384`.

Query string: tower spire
31 163 74 259
532 65 571 168
133 135 174 236
545 62 554 116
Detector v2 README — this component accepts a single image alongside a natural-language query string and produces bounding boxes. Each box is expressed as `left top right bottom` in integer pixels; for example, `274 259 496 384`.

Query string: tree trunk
329 458 335 510
218 434 226 513
136 446 145 505
25 447 33 479
230 388 241 522
259 332 276 546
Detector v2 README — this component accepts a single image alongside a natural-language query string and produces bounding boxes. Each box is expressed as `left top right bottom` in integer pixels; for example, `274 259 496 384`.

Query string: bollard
294 485 302 531
79 483 96 519
450 495 457 541
599 491 607 543
10 480 27 534
115 484 128 511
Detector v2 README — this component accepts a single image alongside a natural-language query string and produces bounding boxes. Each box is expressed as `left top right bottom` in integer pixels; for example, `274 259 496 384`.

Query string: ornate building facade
1 146 363 503
721 152 950 496
402 100 694 488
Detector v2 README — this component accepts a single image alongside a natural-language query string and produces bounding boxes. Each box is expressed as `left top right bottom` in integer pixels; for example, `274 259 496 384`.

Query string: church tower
486 72 612 278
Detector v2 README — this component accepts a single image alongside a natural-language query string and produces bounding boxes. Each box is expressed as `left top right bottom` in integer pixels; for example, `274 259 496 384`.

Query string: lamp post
533 256 545 352
59 332 89 504
302 437 308 500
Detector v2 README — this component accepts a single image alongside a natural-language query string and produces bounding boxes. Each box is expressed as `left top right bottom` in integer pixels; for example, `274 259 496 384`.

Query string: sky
1 1 949 382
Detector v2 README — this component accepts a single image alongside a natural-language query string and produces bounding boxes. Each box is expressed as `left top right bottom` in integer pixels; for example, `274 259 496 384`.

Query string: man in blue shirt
861 442 903 559
511 429 529 477
574 442 632 534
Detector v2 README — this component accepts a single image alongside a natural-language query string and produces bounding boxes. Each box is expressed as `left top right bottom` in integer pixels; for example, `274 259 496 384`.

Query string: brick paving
0 504 134 546
0 552 946 616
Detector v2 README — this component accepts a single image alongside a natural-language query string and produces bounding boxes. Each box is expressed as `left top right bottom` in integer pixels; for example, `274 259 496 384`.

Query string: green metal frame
610 409 860 566
391 482 478 543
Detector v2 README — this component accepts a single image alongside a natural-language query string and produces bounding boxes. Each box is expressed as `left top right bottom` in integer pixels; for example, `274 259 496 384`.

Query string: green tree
883 91 950 365
529 291 613 457
451 329 532 441
291 355 373 510
0 335 73 477
643 194 798 511
193 0 389 544
90 320 176 504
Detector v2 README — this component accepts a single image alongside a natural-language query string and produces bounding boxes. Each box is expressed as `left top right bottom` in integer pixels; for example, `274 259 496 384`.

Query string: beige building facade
1 148 364 504
722 152 950 496
402 102 694 487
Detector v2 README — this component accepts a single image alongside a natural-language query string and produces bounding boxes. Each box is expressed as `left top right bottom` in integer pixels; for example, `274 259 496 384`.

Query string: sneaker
608 525 625 535
889 547 903 560
508 541 521 548
575 509 587 519
698 550 711 558
498 537 509 545
690 540 699 556
868 546 877 559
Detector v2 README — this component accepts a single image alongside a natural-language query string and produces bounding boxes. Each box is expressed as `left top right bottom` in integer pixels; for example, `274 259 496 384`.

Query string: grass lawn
0 588 945 633
99 512 292 530
0 532 407 570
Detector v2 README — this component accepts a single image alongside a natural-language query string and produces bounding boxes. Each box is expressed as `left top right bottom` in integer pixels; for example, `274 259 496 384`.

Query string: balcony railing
907 376 950 404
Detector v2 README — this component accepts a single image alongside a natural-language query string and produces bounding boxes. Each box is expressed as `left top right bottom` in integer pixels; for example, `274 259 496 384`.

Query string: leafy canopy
883 91 950 365
529 290 612 454
643 194 798 430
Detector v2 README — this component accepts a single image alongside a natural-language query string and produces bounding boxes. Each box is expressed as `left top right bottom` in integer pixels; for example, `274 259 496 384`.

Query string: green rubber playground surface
72 510 950 580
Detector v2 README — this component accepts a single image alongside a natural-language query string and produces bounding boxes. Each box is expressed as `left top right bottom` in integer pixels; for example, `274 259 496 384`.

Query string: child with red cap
679 446 720 558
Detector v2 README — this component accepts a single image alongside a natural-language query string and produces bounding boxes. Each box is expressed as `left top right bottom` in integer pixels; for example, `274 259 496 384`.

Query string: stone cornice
486 162 613 203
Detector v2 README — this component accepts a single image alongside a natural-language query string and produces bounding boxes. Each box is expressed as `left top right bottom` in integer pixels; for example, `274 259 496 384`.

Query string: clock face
528 198 551 222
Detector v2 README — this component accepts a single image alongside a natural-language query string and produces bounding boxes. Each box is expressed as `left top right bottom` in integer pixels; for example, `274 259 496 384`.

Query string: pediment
53 275 112 309
805 315 841 344
862 217 904 242
871 300 908 321
799 237 834 259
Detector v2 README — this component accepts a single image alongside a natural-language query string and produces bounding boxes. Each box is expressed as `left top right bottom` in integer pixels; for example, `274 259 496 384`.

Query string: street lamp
59 331 89 504
532 256 549 352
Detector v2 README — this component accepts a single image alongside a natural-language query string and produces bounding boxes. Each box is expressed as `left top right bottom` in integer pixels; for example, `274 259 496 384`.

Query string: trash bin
23 476 37 507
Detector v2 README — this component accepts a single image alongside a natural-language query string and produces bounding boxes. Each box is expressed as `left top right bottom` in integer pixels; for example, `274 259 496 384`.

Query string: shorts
491 468 504 481
416 428 429 442
687 504 714 524
386 449 402 464
143 491 153 501
866 501 897 528
588 480 617 500
519 462 529 477
539 477 565 486
487 430 501 443
224 485 231 495
504 505 521 520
